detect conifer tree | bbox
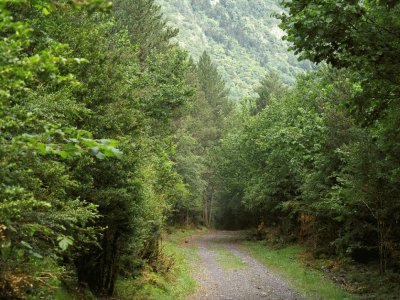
[113,0,179,61]
[195,51,232,226]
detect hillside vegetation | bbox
[157,0,313,99]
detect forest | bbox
[156,0,314,99]
[0,0,399,299]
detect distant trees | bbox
[196,52,232,227]
[158,0,314,99]
[252,72,287,114]
[113,0,179,61]
[172,51,232,227]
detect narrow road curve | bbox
[187,231,306,300]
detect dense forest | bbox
[156,0,314,99]
[1,0,399,299]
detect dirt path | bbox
[187,231,306,300]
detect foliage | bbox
[0,0,195,297]
[276,0,400,272]
[215,64,400,275]
[157,0,314,99]
[278,0,400,124]
[171,51,232,227]
[212,1,400,285]
[115,228,199,299]
[2,0,399,297]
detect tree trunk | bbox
[377,193,387,274]
[75,227,120,296]
[203,193,209,227]
[208,187,214,227]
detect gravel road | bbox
[187,231,306,300]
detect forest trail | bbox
[187,231,305,300]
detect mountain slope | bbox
[157,0,313,99]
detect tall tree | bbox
[0,0,193,297]
[195,51,232,226]
[252,72,287,114]
[113,0,179,61]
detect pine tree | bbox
[113,0,179,61]
[195,51,232,226]
[252,72,287,114]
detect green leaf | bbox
[42,7,50,15]
[59,151,69,159]
[37,142,47,154]
[30,251,43,259]
[20,240,33,250]
[95,151,105,160]
[111,147,123,158]
[57,236,74,251]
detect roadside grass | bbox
[243,241,356,300]
[115,228,203,299]
[212,245,247,271]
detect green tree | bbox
[113,0,179,61]
[196,52,232,226]
[171,52,233,227]
[0,0,194,297]
[279,0,400,272]
[278,0,400,123]
[252,72,287,114]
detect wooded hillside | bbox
[157,0,314,99]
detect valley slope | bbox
[157,0,313,99]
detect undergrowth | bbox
[114,227,203,299]
[244,238,400,299]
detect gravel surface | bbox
[187,231,306,300]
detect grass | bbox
[243,241,357,300]
[115,227,204,299]
[212,245,247,271]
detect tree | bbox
[0,0,121,298]
[278,0,400,122]
[252,72,287,114]
[113,0,179,61]
[171,52,233,227]
[0,0,194,297]
[278,0,400,272]
[196,52,232,226]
